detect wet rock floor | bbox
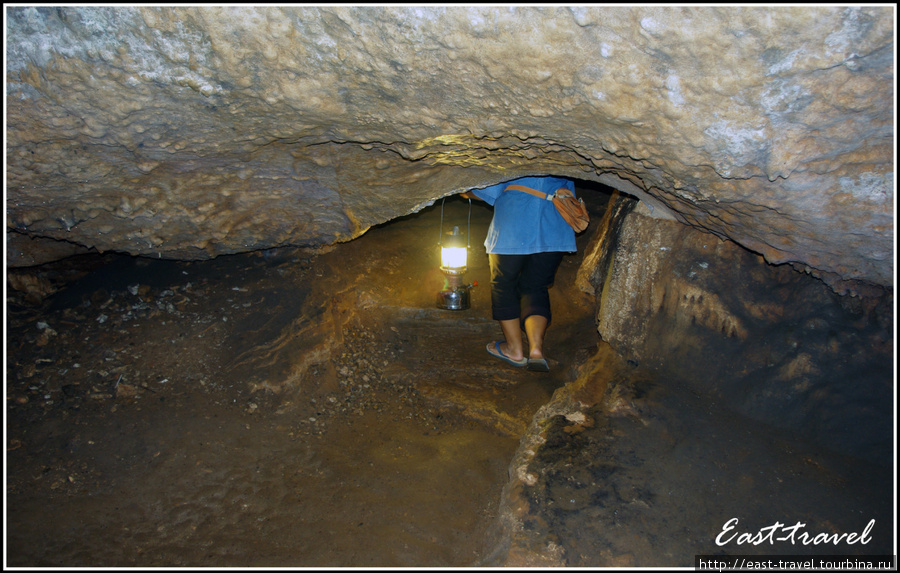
[6,198,584,567]
[6,192,895,566]
[506,363,894,566]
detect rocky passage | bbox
[5,188,893,567]
[6,195,598,566]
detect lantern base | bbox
[437,285,472,310]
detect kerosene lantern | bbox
[436,197,476,310]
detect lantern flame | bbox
[441,246,467,270]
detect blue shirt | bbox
[471,176,577,254]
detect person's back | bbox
[472,176,577,256]
[463,176,577,372]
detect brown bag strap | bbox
[503,184,561,201]
[504,184,588,232]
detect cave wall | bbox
[5,6,894,295]
[581,196,894,462]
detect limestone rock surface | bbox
[586,202,893,461]
[6,6,894,291]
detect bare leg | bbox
[498,318,525,361]
[524,314,548,360]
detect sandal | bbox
[487,341,527,368]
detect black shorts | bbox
[488,252,565,326]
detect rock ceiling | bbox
[5,6,895,293]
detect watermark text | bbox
[715,518,875,547]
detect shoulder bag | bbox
[503,184,590,233]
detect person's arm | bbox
[459,191,483,201]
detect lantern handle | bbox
[438,197,446,246]
[438,195,472,248]
[466,197,471,249]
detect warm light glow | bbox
[441,246,467,269]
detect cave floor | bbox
[5,195,894,567]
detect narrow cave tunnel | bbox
[5,175,894,567]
